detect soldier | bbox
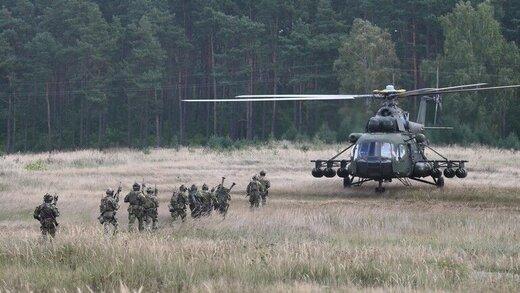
[258,170,271,206]
[143,186,159,230]
[98,185,122,235]
[246,175,262,209]
[33,194,60,239]
[200,183,216,216]
[214,177,235,218]
[169,185,189,222]
[188,184,202,218]
[124,182,146,232]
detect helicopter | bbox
[184,83,520,192]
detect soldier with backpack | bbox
[169,185,189,222]
[98,185,122,235]
[33,194,60,239]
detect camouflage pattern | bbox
[200,184,216,216]
[143,187,159,230]
[169,186,188,222]
[214,184,232,217]
[33,195,60,239]
[124,188,146,232]
[246,176,262,209]
[188,185,202,218]
[258,173,270,206]
[98,187,121,235]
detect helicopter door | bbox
[392,143,411,177]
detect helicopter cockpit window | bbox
[380,142,392,159]
[355,141,396,160]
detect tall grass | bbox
[0,144,519,291]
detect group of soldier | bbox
[33,171,270,238]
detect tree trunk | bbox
[6,93,12,153]
[155,88,161,148]
[271,48,278,138]
[45,82,52,151]
[211,34,218,135]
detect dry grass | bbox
[0,143,519,292]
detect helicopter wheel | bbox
[435,176,445,188]
[343,176,352,188]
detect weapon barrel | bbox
[221,177,225,186]
[229,183,236,191]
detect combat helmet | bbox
[106,188,114,196]
[43,193,53,203]
[190,184,197,191]
[202,183,208,190]
[179,184,186,191]
[260,170,266,176]
[132,182,140,191]
[146,187,154,194]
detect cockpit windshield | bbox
[353,141,396,160]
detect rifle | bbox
[115,182,122,202]
[154,183,158,196]
[229,182,236,190]
[52,194,59,227]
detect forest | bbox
[0,0,519,152]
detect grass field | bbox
[0,143,519,292]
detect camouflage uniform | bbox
[214,183,233,217]
[98,187,121,235]
[188,185,202,218]
[246,176,262,209]
[258,171,270,206]
[169,185,188,222]
[33,194,60,239]
[200,183,216,216]
[124,183,146,231]
[143,187,159,230]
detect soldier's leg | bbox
[180,209,186,222]
[261,194,267,206]
[48,226,56,238]
[152,212,158,230]
[138,216,145,231]
[128,213,136,231]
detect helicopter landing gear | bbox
[375,180,385,193]
[435,176,444,188]
[343,176,352,188]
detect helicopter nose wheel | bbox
[375,180,385,193]
[343,176,352,188]
[435,176,444,188]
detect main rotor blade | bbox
[426,84,520,95]
[183,94,373,102]
[402,83,488,97]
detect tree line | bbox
[0,0,519,153]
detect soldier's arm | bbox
[53,206,60,218]
[33,206,41,220]
[123,193,130,203]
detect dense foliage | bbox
[0,0,518,152]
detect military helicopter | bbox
[184,83,520,192]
